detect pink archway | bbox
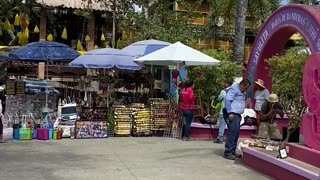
[245,4,320,150]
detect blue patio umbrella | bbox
[122,39,171,57]
[8,41,80,61]
[68,48,141,70]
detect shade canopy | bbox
[68,48,141,70]
[122,39,171,57]
[0,46,20,60]
[8,41,80,61]
[134,42,220,66]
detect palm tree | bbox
[233,0,248,63]
[206,0,280,63]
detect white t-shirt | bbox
[254,89,270,111]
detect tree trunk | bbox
[233,0,248,63]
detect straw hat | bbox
[254,79,266,89]
[268,94,279,103]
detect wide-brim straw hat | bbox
[268,94,279,103]
[254,79,266,89]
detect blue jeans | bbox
[224,114,241,156]
[217,114,226,141]
[182,110,194,138]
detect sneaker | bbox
[215,139,223,144]
[182,137,191,141]
[224,154,236,160]
[233,153,242,159]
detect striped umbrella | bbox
[0,46,20,60]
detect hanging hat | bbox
[254,79,266,89]
[268,94,279,103]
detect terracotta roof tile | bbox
[36,0,111,11]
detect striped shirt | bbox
[225,84,246,115]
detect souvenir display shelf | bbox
[113,105,133,136]
[81,107,109,120]
[75,120,108,139]
[149,99,170,133]
[131,103,151,136]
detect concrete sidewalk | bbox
[0,137,270,180]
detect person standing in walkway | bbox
[223,79,251,160]
[215,79,233,144]
[181,81,195,141]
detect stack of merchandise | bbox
[131,103,151,136]
[113,105,133,136]
[149,99,170,135]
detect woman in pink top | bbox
[181,81,195,141]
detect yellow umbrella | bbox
[4,19,11,30]
[94,45,99,49]
[77,40,84,51]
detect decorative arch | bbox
[245,4,320,150]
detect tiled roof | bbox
[36,0,111,11]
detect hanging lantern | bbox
[178,83,185,89]
[101,33,105,41]
[20,14,28,29]
[47,33,53,41]
[94,45,99,49]
[17,32,22,39]
[61,27,67,40]
[77,40,84,51]
[85,35,91,42]
[125,84,135,91]
[172,71,179,79]
[26,14,30,25]
[14,14,20,26]
[4,19,11,30]
[24,27,29,39]
[34,25,40,33]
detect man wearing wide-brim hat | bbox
[254,79,270,112]
[257,94,284,140]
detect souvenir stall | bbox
[113,105,133,136]
[5,41,80,141]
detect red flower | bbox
[196,71,203,77]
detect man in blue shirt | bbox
[223,79,251,160]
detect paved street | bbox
[0,137,270,180]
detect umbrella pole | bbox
[46,60,48,109]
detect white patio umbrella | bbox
[134,41,220,66]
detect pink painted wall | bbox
[245,4,320,150]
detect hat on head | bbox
[268,94,279,103]
[254,79,266,89]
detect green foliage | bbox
[188,49,242,113]
[267,48,308,141]
[118,0,201,45]
[204,0,280,40]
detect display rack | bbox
[113,105,133,136]
[149,99,170,136]
[163,104,183,139]
[131,103,151,137]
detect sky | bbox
[281,0,289,5]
